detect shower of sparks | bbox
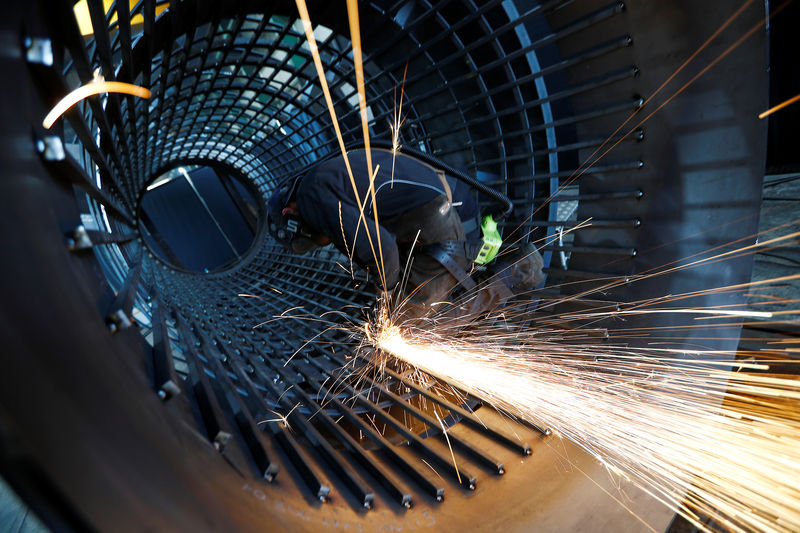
[372,320,800,533]
[390,62,409,185]
[346,0,372,178]
[294,0,394,292]
[346,0,389,290]
[759,93,800,119]
[43,70,150,129]
[278,2,800,530]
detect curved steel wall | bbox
[0,1,766,531]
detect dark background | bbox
[766,0,799,173]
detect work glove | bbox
[494,243,544,291]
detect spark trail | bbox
[43,70,150,129]
[373,318,800,533]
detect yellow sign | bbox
[73,0,170,36]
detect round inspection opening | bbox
[138,162,263,273]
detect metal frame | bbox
[0,0,767,531]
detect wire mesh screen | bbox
[22,0,649,513]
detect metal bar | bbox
[115,0,134,82]
[468,34,632,97]
[215,173,258,235]
[443,123,643,158]
[300,371,444,502]
[493,159,643,185]
[105,253,143,331]
[232,409,280,482]
[25,55,135,213]
[207,341,280,482]
[276,425,331,503]
[414,60,638,128]
[139,210,188,269]
[542,267,630,281]
[242,352,373,507]
[148,3,179,176]
[179,168,241,259]
[330,362,505,475]
[86,0,134,178]
[139,0,157,172]
[508,219,640,228]
[173,315,234,451]
[541,245,637,256]
[270,362,412,508]
[214,343,331,492]
[427,96,644,143]
[300,355,478,490]
[37,0,132,191]
[531,190,643,203]
[35,136,134,227]
[84,229,138,246]
[149,291,182,400]
[468,128,643,165]
[66,226,137,251]
[345,380,478,490]
[382,367,533,453]
[219,367,286,483]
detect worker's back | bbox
[297,149,447,220]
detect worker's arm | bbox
[296,174,400,289]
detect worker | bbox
[267,148,543,325]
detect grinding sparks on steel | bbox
[283,2,800,528]
[43,70,150,129]
[759,93,800,119]
[359,252,800,533]
[370,315,800,533]
[295,0,390,292]
[352,220,800,532]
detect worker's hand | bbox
[373,278,398,306]
[494,244,544,291]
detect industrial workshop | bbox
[0,1,798,531]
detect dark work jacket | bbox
[296,149,477,288]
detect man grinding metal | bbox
[267,147,544,326]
